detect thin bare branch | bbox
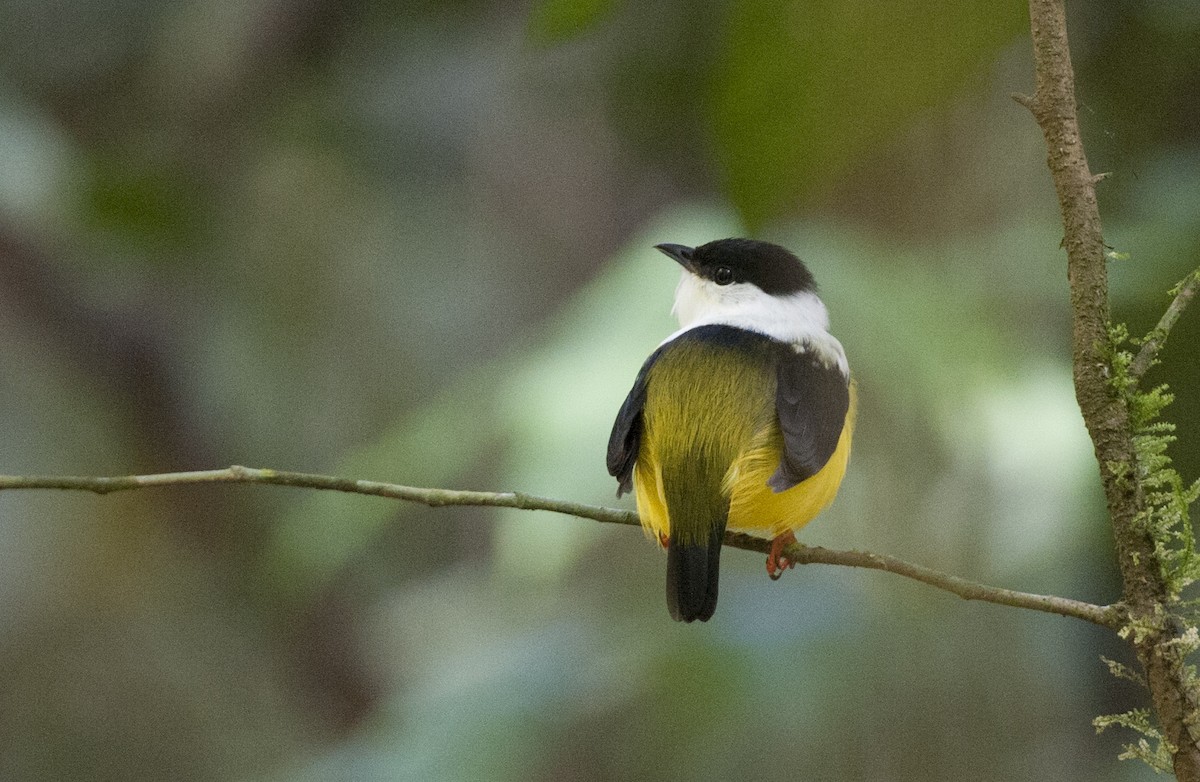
[755,536,1121,627]
[0,466,1120,628]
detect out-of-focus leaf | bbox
[527,0,621,43]
[712,1,1026,228]
[80,156,202,251]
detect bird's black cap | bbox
[653,238,816,296]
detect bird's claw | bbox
[766,532,798,580]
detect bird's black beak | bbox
[654,243,696,272]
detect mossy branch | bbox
[1019,0,1200,776]
[1131,266,1200,380]
[0,466,1119,628]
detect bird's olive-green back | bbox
[640,336,778,545]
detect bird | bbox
[607,238,855,622]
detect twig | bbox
[1131,266,1200,380]
[0,466,1120,628]
[746,535,1121,627]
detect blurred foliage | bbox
[0,0,1197,781]
[527,0,622,42]
[713,0,1027,227]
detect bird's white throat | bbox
[665,271,849,375]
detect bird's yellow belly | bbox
[633,381,855,543]
[725,413,853,538]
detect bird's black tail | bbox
[665,525,724,622]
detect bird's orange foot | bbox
[767,532,798,581]
[657,531,670,549]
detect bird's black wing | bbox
[769,347,850,492]
[606,349,664,497]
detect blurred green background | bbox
[0,1,1197,780]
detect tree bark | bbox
[1022,0,1200,777]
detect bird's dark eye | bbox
[713,266,735,285]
